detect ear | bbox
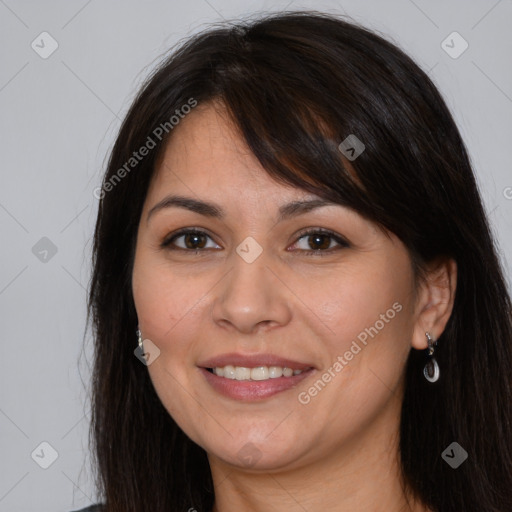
[411,257,457,350]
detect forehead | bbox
[140,103,389,244]
[147,102,311,205]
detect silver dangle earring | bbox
[136,327,143,352]
[423,331,440,383]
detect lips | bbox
[198,353,314,371]
[200,366,314,400]
[198,352,316,401]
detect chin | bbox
[205,436,307,472]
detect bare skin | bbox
[131,101,456,512]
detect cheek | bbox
[336,263,413,389]
[131,249,210,383]
[294,275,412,441]
[309,253,414,389]
[315,262,409,341]
[132,250,197,337]
[132,254,204,433]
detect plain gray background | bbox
[0,1,511,511]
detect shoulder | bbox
[69,505,104,512]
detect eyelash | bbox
[160,227,349,256]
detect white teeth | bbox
[235,367,251,380]
[282,367,294,377]
[268,366,283,378]
[223,365,236,379]
[251,366,269,380]
[212,365,305,380]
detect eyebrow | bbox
[146,194,338,225]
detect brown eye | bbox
[291,228,349,255]
[161,229,220,252]
[306,233,332,251]
[183,232,207,249]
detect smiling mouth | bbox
[205,365,313,381]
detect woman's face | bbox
[132,102,424,472]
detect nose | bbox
[211,249,292,335]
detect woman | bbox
[78,10,512,512]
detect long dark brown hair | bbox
[85,10,512,512]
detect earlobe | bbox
[411,257,457,350]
